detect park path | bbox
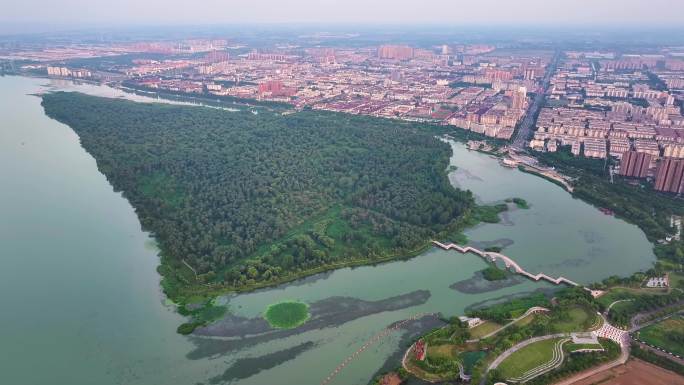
[548,314,630,385]
[483,314,630,385]
[466,306,550,342]
[603,299,632,317]
[486,333,569,374]
[509,338,570,383]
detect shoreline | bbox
[33,78,666,326]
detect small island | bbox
[506,197,530,209]
[264,301,310,329]
[481,265,508,281]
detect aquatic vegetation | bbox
[264,301,310,329]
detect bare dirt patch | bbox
[379,372,402,385]
[566,359,684,385]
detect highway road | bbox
[512,50,561,150]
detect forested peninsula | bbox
[42,92,483,301]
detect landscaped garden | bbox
[496,337,569,381]
[595,285,684,328]
[404,288,624,385]
[469,320,503,339]
[549,305,599,333]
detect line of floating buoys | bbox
[320,313,436,385]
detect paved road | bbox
[629,300,684,332]
[511,51,561,150]
[633,340,684,365]
[628,308,684,366]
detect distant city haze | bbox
[2,0,684,33]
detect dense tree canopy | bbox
[42,92,473,295]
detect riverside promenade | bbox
[433,241,580,287]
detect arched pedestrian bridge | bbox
[432,241,580,287]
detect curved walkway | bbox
[487,333,569,375]
[548,315,630,385]
[467,306,550,342]
[433,241,579,287]
[509,338,570,383]
[604,299,632,317]
[484,315,630,385]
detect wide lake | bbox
[0,75,655,385]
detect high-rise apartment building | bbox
[618,151,652,178]
[378,45,414,60]
[655,158,684,194]
[512,87,527,110]
[258,80,283,95]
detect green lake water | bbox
[0,76,656,385]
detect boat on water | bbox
[500,158,518,168]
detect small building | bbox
[571,332,599,345]
[458,316,484,328]
[645,276,669,288]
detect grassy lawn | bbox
[552,305,597,333]
[598,287,670,308]
[263,301,310,329]
[427,344,459,360]
[469,320,502,339]
[517,313,537,328]
[669,272,684,290]
[498,338,562,379]
[597,288,636,307]
[638,315,684,357]
[609,300,632,314]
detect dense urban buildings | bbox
[2,39,555,142]
[524,50,684,195]
[4,36,683,194]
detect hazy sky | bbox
[3,0,684,29]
